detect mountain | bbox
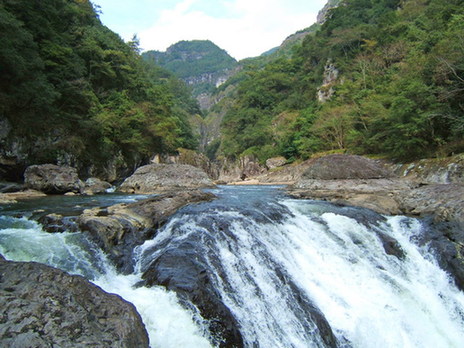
[198,0,344,157]
[212,0,464,163]
[142,40,238,100]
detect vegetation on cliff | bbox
[213,0,464,163]
[0,0,199,176]
[143,40,238,96]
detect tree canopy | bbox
[0,0,199,175]
[213,0,464,162]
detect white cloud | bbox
[138,0,323,60]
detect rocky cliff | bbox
[143,40,238,100]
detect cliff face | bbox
[143,40,238,100]
[316,0,343,24]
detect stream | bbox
[1,186,464,347]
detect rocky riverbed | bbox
[0,153,463,346]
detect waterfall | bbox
[1,186,464,347]
[0,215,213,348]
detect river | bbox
[1,186,464,347]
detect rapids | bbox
[1,186,464,347]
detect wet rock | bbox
[77,190,216,272]
[0,189,47,204]
[24,164,84,194]
[83,177,112,195]
[377,231,405,259]
[289,178,414,215]
[38,214,79,233]
[0,258,149,348]
[413,219,464,291]
[0,182,24,193]
[396,184,464,225]
[119,164,214,194]
[141,237,244,348]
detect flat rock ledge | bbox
[76,190,216,272]
[289,178,412,215]
[288,179,464,290]
[0,256,149,348]
[288,179,464,225]
[119,164,215,194]
[287,154,464,290]
[0,189,47,204]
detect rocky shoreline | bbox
[0,153,463,346]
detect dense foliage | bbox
[0,0,198,174]
[143,40,237,96]
[217,0,464,162]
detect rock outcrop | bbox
[317,0,343,24]
[119,164,214,194]
[0,257,149,348]
[391,153,464,184]
[266,156,287,170]
[301,154,392,180]
[291,178,414,215]
[141,242,244,347]
[151,149,220,180]
[218,156,267,182]
[0,189,47,204]
[289,153,464,291]
[77,190,216,272]
[83,177,112,195]
[317,60,339,103]
[24,164,84,194]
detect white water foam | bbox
[0,217,212,348]
[280,200,464,347]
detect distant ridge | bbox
[142,40,238,97]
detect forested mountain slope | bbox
[214,0,464,163]
[0,0,199,180]
[142,40,238,98]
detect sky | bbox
[91,0,328,60]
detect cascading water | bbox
[0,197,213,348]
[1,186,464,347]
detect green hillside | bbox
[143,40,238,96]
[213,0,464,163]
[0,0,199,178]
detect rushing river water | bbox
[1,186,464,347]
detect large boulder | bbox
[83,177,112,195]
[77,190,216,272]
[141,243,244,347]
[119,164,214,194]
[24,164,84,194]
[291,155,401,214]
[301,154,393,180]
[266,156,287,170]
[0,258,149,348]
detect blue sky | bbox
[92,0,327,60]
